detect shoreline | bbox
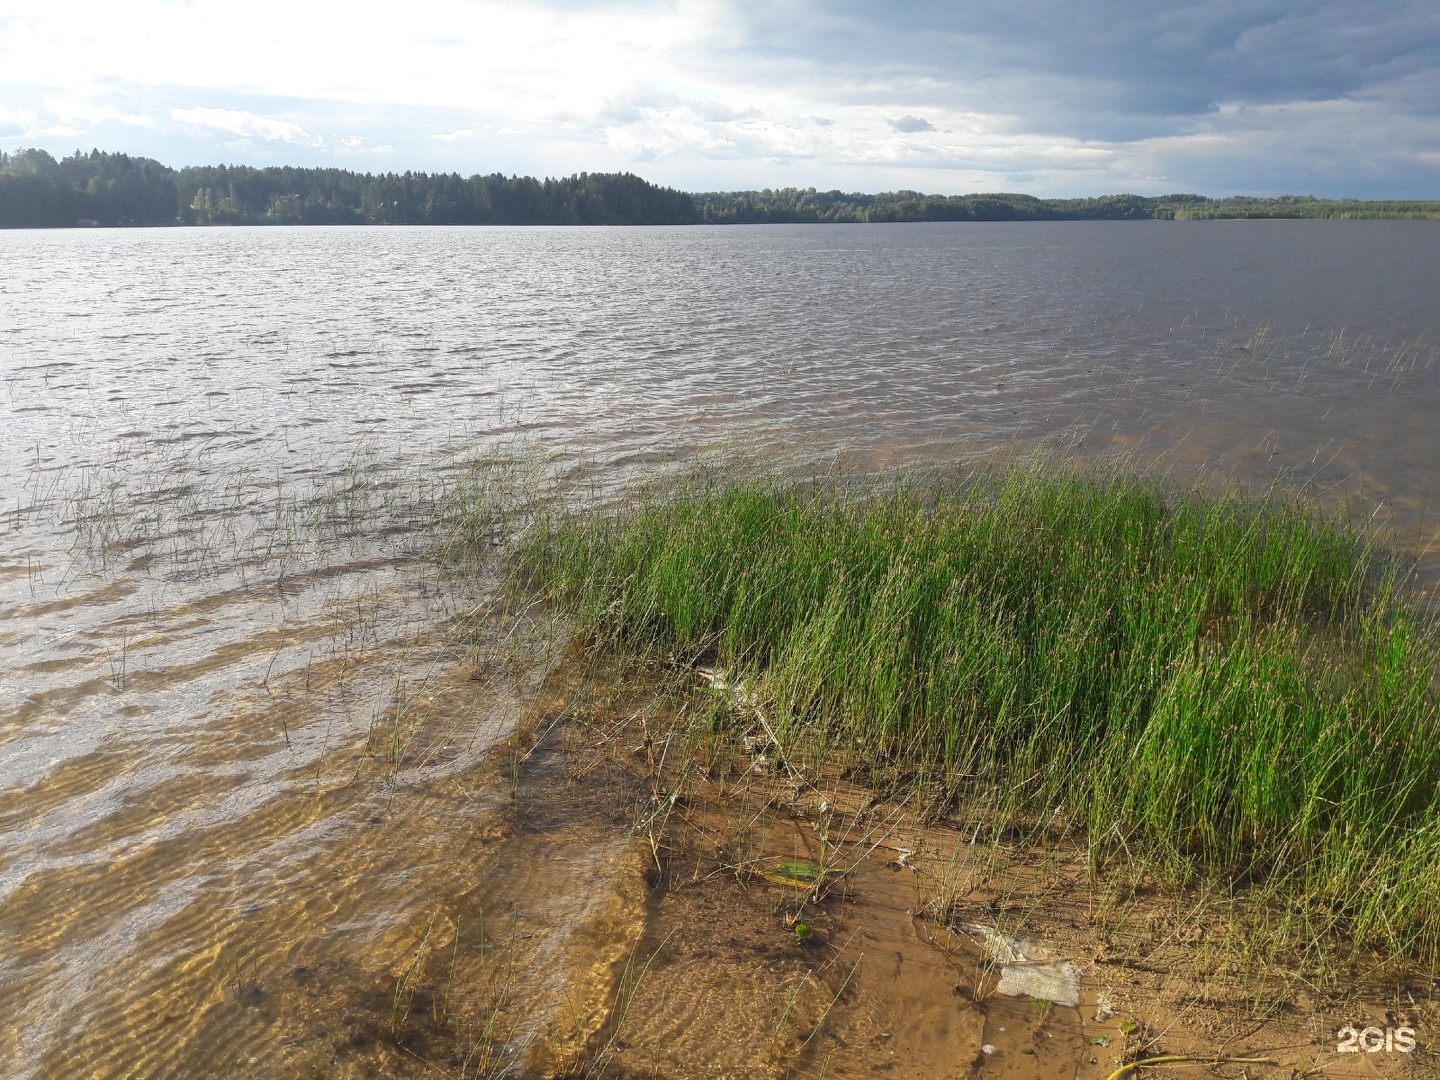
[391,623,1436,1076]
[397,452,1440,1073]
[6,148,1440,228]
[7,216,1440,231]
[5,443,1438,1076]
[501,456,1440,977]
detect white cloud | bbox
[1,0,1437,194]
[0,105,81,140]
[0,106,38,132]
[0,0,716,119]
[599,95,1126,180]
[170,106,319,145]
[336,137,395,154]
[44,96,153,129]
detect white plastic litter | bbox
[960,923,1081,1008]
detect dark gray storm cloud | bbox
[887,114,934,133]
[7,0,1436,195]
[712,1,1440,140]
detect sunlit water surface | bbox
[2,222,1438,1077]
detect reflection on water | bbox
[1,222,1438,1076]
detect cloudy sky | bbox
[2,0,1437,197]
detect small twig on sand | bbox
[1105,1055,1278,1080]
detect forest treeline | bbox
[0,148,694,227]
[692,189,1440,222]
[3,147,1438,228]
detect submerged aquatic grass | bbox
[509,457,1440,966]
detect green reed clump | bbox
[512,460,1440,963]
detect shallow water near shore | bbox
[2,221,1439,1077]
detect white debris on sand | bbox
[959,923,1082,1008]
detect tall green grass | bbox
[510,460,1440,965]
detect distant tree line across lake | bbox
[3,147,1438,229]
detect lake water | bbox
[2,221,1438,1077]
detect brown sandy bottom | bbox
[359,650,1437,1080]
[27,621,1432,1080]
